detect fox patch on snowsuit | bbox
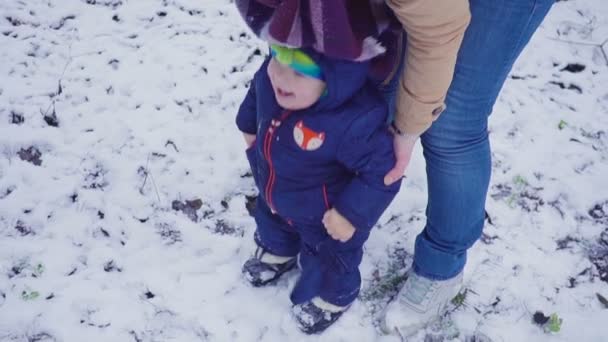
[236,49,401,307]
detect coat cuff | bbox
[393,83,446,136]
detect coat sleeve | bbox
[333,106,402,232]
[235,78,258,135]
[387,0,471,135]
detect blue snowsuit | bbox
[236,50,401,307]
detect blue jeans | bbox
[380,0,555,280]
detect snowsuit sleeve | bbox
[236,75,258,135]
[334,106,402,232]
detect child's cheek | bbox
[300,85,320,107]
[267,65,275,87]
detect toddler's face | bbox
[267,57,326,110]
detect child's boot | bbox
[291,297,349,334]
[242,246,297,287]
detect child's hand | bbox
[243,133,256,147]
[323,208,355,242]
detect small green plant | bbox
[21,288,40,301]
[362,248,410,303]
[506,193,517,208]
[33,263,44,277]
[535,311,562,333]
[505,175,530,208]
[362,273,407,301]
[558,120,568,130]
[513,175,528,188]
[546,313,562,333]
[451,289,468,307]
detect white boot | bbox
[381,271,464,336]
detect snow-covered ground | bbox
[1,1,607,341]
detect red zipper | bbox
[263,110,291,213]
[322,184,330,210]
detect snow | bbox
[0,0,607,341]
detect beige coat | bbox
[387,0,471,135]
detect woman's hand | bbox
[384,132,419,186]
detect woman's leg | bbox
[415,0,555,280]
[382,0,555,334]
